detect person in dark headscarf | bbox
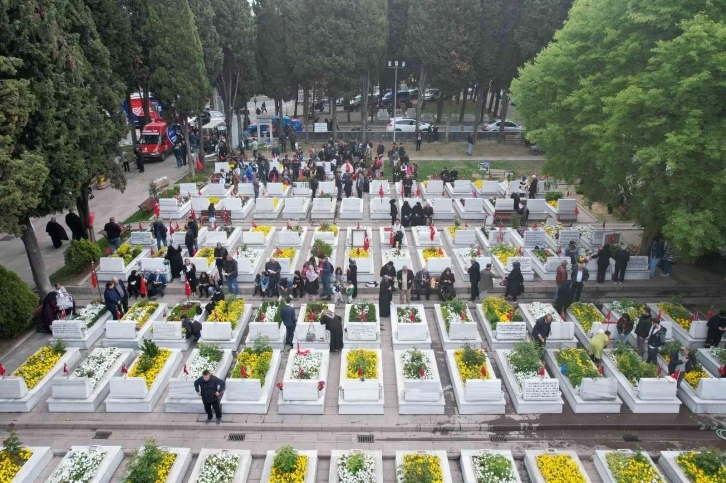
[46,217,69,249]
[505,261,525,302]
[165,244,184,281]
[65,210,86,240]
[321,310,344,352]
[346,258,358,299]
[439,267,456,300]
[411,202,424,226]
[511,192,521,211]
[389,199,398,226]
[380,261,396,280]
[401,201,412,227]
[127,270,141,299]
[422,203,434,225]
[41,290,59,332]
[378,275,393,317]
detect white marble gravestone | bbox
[340,198,363,219]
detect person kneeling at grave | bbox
[182,316,202,342]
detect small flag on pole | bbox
[63,363,68,375]
[0,364,5,376]
[153,202,160,217]
[121,363,128,375]
[183,364,189,375]
[138,222,143,230]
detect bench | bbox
[138,197,156,213]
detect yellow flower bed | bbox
[422,247,444,260]
[121,302,159,324]
[537,454,587,483]
[677,451,726,483]
[252,225,272,237]
[490,245,519,265]
[273,247,296,262]
[154,452,177,483]
[454,349,491,382]
[231,349,273,383]
[0,448,32,482]
[657,302,692,331]
[196,247,216,265]
[447,227,461,238]
[346,349,378,379]
[684,369,710,389]
[605,451,663,483]
[207,299,245,328]
[348,248,369,258]
[569,303,604,332]
[270,455,308,483]
[13,346,64,389]
[474,179,483,189]
[207,196,220,206]
[399,453,443,483]
[317,223,339,235]
[546,200,558,208]
[272,197,280,208]
[128,349,172,388]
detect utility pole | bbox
[387,60,405,144]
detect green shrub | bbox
[64,239,101,273]
[545,191,564,202]
[0,266,38,339]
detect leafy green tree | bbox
[0,265,37,339]
[145,0,210,174]
[511,0,726,258]
[1,0,123,297]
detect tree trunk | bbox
[436,95,444,124]
[346,95,351,123]
[331,90,338,141]
[473,83,486,143]
[487,86,496,113]
[141,86,151,128]
[304,84,310,143]
[21,219,52,299]
[498,86,510,144]
[276,98,284,137]
[236,108,243,151]
[76,188,95,243]
[294,84,299,117]
[361,70,370,139]
[184,119,195,176]
[445,97,453,143]
[493,90,501,118]
[414,64,427,139]
[459,85,469,123]
[480,82,490,122]
[197,113,204,167]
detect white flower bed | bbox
[573,224,594,241]
[47,447,106,483]
[235,246,259,260]
[72,348,123,390]
[195,452,241,483]
[401,348,433,379]
[472,452,517,483]
[383,248,411,259]
[505,352,543,391]
[71,303,107,328]
[526,302,563,322]
[257,303,281,322]
[397,306,422,324]
[291,351,323,379]
[180,351,219,381]
[123,304,152,324]
[337,451,376,483]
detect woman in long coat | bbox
[378,275,393,317]
[41,291,59,332]
[45,217,69,249]
[165,244,184,281]
[505,261,525,302]
[321,310,344,352]
[346,259,358,299]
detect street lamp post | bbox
[387,60,405,144]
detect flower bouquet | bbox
[506,342,546,390]
[454,344,491,382]
[472,452,517,483]
[422,247,445,261]
[610,299,643,321]
[291,350,323,380]
[256,301,284,326]
[251,225,272,237]
[440,299,473,334]
[71,347,124,390]
[179,343,223,381]
[167,302,200,322]
[401,348,432,379]
[397,453,443,483]
[317,222,339,235]
[122,301,159,325]
[657,302,693,330]
[676,450,726,483]
[304,302,327,322]
[124,439,177,482]
[13,344,66,390]
[348,247,370,258]
[532,248,554,264]
[66,303,108,330]
[605,450,664,483]
[196,247,216,266]
[490,245,519,265]
[397,306,422,324]
[0,428,33,482]
[555,348,601,388]
[273,247,296,263]
[230,339,273,385]
[110,243,143,265]
[525,302,563,322]
[607,344,657,387]
[346,349,379,380]
[207,298,245,329]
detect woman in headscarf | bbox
[305,262,319,299]
[378,275,393,317]
[198,271,212,298]
[380,261,396,281]
[401,201,412,227]
[165,244,184,281]
[439,267,456,300]
[389,199,398,226]
[104,280,122,320]
[45,217,69,249]
[346,259,358,299]
[321,309,344,352]
[41,290,59,332]
[411,202,424,227]
[183,258,198,293]
[505,261,525,302]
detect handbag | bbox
[305,320,316,341]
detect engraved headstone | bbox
[256,198,274,212]
[129,231,153,246]
[522,379,560,400]
[346,324,377,341]
[495,322,527,340]
[523,230,546,248]
[506,257,532,271]
[351,229,367,247]
[52,320,84,339]
[559,230,580,246]
[153,321,182,340]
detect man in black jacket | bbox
[396,265,414,304]
[281,297,296,349]
[705,310,726,348]
[571,263,589,302]
[186,218,199,252]
[646,318,667,364]
[634,306,653,357]
[612,247,630,284]
[104,217,122,254]
[532,314,553,346]
[468,259,481,302]
[194,370,226,424]
[214,243,228,283]
[592,244,612,284]
[265,257,282,298]
[182,316,202,342]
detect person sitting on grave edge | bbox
[449,169,459,182]
[182,316,202,342]
[401,201,413,227]
[440,167,450,183]
[402,175,413,197]
[411,202,424,226]
[422,203,434,226]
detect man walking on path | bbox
[479,263,500,300]
[281,297,296,350]
[468,258,481,301]
[224,254,239,295]
[467,133,474,156]
[194,370,225,424]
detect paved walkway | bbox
[0,154,186,286]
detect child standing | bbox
[333,281,343,305]
[345,281,354,303]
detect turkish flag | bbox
[598,365,604,375]
[198,189,202,196]
[389,232,395,247]
[465,222,469,228]
[91,265,98,288]
[104,247,111,255]
[575,206,580,216]
[378,185,384,199]
[169,223,174,235]
[183,364,189,375]
[532,222,538,230]
[191,208,197,220]
[419,366,425,378]
[150,246,155,256]
[708,307,714,319]
[672,369,682,380]
[356,223,360,229]
[252,222,257,228]
[240,365,247,377]
[153,201,160,217]
[63,363,68,375]
[138,222,143,230]
[473,190,478,198]
[429,230,435,242]
[657,364,663,376]
[213,221,218,230]
[116,309,122,319]
[175,222,180,231]
[538,366,546,377]
[719,365,726,377]
[409,312,415,322]
[518,246,523,255]
[606,310,611,321]
[602,221,606,229]
[416,185,421,197]
[364,236,370,251]
[0,363,5,376]
[480,365,487,377]
[287,221,292,230]
[140,277,148,296]
[557,247,562,255]
[358,367,364,379]
[121,363,128,375]
[185,279,192,297]
[441,190,445,196]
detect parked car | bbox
[247,116,303,135]
[424,88,442,101]
[381,90,414,108]
[386,117,431,132]
[484,120,523,133]
[349,95,362,110]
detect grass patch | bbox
[413,160,544,181]
[123,209,149,224]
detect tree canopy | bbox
[511,0,726,258]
